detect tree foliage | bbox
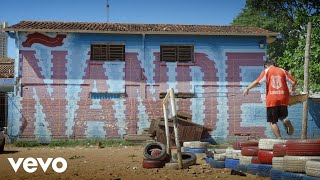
[232,0,320,92]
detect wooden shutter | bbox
[177,45,193,62]
[161,45,177,62]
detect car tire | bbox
[270,169,284,180]
[286,139,320,156]
[273,143,286,157]
[258,150,274,164]
[172,152,197,166]
[143,142,166,160]
[247,164,259,175]
[241,146,259,156]
[233,141,258,150]
[257,164,272,177]
[142,159,165,169]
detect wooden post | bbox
[162,103,171,156]
[169,88,183,169]
[301,22,312,139]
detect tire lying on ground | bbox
[171,152,197,166]
[210,160,225,168]
[187,148,207,154]
[272,157,285,170]
[214,153,226,161]
[183,141,208,149]
[143,142,167,160]
[273,143,286,157]
[247,164,259,175]
[258,150,274,164]
[233,141,258,150]
[286,139,320,156]
[284,156,320,173]
[305,159,320,178]
[259,139,287,150]
[142,159,166,169]
[270,169,284,180]
[241,146,259,156]
[257,164,272,177]
[214,148,226,154]
[280,171,306,180]
[251,156,261,164]
[239,155,254,165]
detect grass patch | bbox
[12,139,138,148]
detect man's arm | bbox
[243,80,260,96]
[285,70,297,92]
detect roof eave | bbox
[4,28,279,37]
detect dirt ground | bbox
[0,144,269,180]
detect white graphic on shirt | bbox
[271,75,282,89]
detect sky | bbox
[1,0,246,58]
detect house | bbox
[4,21,320,142]
[0,57,14,130]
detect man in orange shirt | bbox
[243,59,297,139]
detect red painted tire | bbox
[258,150,274,164]
[233,141,259,150]
[286,139,320,156]
[241,146,259,156]
[142,159,166,169]
[251,156,261,164]
[273,143,286,157]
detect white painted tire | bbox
[232,150,242,160]
[258,139,287,150]
[284,156,320,173]
[214,148,226,154]
[226,147,234,159]
[272,157,285,170]
[183,141,208,149]
[214,153,226,161]
[239,155,254,165]
[306,159,320,178]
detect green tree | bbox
[232,0,320,92]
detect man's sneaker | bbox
[283,119,294,135]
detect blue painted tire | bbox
[270,169,284,180]
[210,160,225,168]
[186,148,207,154]
[281,171,306,180]
[236,164,247,172]
[225,158,239,170]
[257,164,272,177]
[205,157,214,164]
[303,175,320,180]
[182,147,191,152]
[247,164,259,175]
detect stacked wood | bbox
[150,111,213,146]
[124,111,212,145]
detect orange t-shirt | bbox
[256,66,296,107]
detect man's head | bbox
[264,59,276,68]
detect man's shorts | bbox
[267,106,288,123]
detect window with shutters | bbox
[90,44,125,61]
[160,45,194,62]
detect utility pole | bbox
[301,22,312,139]
[106,0,110,22]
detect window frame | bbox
[90,43,125,61]
[160,44,194,62]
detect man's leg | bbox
[267,107,281,139]
[279,106,294,135]
[280,118,294,135]
[270,122,281,139]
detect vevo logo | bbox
[8,157,67,173]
